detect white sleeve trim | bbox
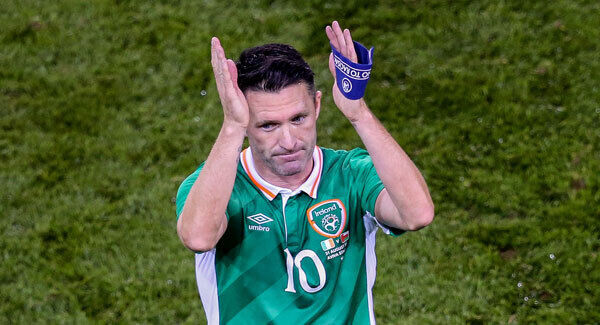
[363,212,379,324]
[195,250,219,325]
[366,210,396,235]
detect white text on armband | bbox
[333,55,371,80]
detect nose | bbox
[279,125,296,151]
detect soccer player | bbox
[176,21,434,324]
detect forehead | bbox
[245,83,313,121]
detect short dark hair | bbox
[236,43,315,95]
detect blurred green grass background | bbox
[1,0,599,323]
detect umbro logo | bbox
[247,214,273,225]
[247,213,273,232]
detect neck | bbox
[253,154,314,191]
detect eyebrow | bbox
[254,109,310,126]
[290,112,308,121]
[255,119,279,126]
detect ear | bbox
[314,90,322,120]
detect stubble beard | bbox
[258,141,316,177]
[267,147,312,176]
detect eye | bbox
[260,123,276,131]
[291,115,306,124]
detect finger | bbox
[332,21,348,57]
[211,37,237,102]
[211,38,227,97]
[215,39,236,86]
[343,29,358,63]
[217,48,233,87]
[211,37,226,85]
[226,59,239,89]
[211,37,222,76]
[332,21,347,54]
[325,25,340,50]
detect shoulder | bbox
[177,162,206,195]
[177,158,249,192]
[320,147,373,171]
[175,160,250,218]
[175,162,205,218]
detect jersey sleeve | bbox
[175,163,243,221]
[176,164,204,219]
[346,148,405,237]
[175,163,242,220]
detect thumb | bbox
[328,53,336,80]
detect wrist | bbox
[221,120,247,138]
[348,101,372,125]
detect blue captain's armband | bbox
[331,41,374,100]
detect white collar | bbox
[240,146,323,201]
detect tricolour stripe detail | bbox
[241,148,276,199]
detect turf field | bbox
[1,0,599,323]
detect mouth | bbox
[274,150,304,162]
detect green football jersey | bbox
[176,146,403,324]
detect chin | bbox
[265,148,313,177]
[278,165,303,176]
[274,161,305,176]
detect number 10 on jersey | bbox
[284,248,327,293]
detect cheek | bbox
[247,132,261,148]
[249,132,276,150]
[298,123,317,140]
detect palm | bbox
[329,55,363,118]
[325,21,365,122]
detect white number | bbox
[284,248,326,293]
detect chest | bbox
[225,188,366,262]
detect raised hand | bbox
[211,37,250,129]
[325,21,366,122]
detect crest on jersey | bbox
[307,199,347,238]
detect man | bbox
[176,21,434,324]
